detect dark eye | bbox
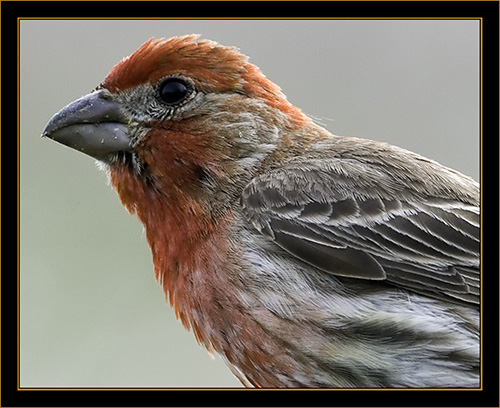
[157,77,191,106]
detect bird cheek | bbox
[133,141,201,190]
[135,145,164,177]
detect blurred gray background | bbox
[20,19,479,388]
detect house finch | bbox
[42,35,479,388]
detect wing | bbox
[241,150,480,305]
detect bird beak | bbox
[42,89,133,162]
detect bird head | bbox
[42,36,310,215]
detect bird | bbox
[42,35,480,388]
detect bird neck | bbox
[108,161,237,334]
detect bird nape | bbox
[42,35,480,388]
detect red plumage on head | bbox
[103,35,244,92]
[102,35,306,121]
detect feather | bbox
[241,136,480,305]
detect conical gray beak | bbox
[42,90,132,162]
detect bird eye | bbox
[157,77,192,106]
